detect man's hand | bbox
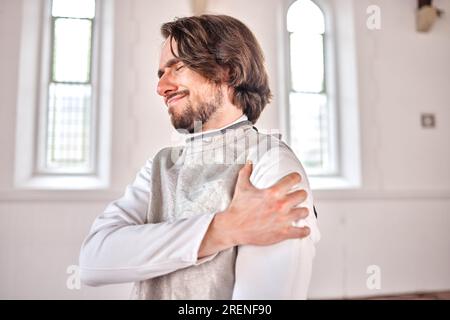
[198,161,310,258]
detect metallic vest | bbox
[133,121,278,299]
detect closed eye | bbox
[157,65,184,79]
[157,58,181,79]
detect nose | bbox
[157,71,177,97]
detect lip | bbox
[166,93,187,107]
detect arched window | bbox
[286,0,337,176]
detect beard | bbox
[170,87,223,134]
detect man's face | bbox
[157,38,223,133]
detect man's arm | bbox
[79,160,217,286]
[232,146,320,299]
[198,158,311,258]
[199,146,319,299]
[81,153,313,287]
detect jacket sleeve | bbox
[79,160,217,286]
[232,145,321,299]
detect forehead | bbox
[159,37,178,67]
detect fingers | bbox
[237,160,253,189]
[285,208,310,239]
[270,172,302,195]
[287,207,309,222]
[286,226,310,239]
[285,189,308,207]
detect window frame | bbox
[14,0,114,190]
[279,0,361,189]
[36,0,98,175]
[285,0,340,177]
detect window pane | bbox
[52,0,96,19]
[289,92,329,172]
[290,33,324,93]
[52,18,92,83]
[287,0,325,34]
[46,83,92,169]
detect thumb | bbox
[237,160,253,188]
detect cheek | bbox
[194,84,215,100]
[187,86,206,103]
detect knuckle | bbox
[277,212,287,223]
[275,199,288,212]
[265,187,280,198]
[280,200,290,213]
[280,226,291,238]
[267,202,279,213]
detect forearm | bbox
[79,212,215,286]
[197,210,237,258]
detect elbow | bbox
[78,244,105,287]
[79,270,100,287]
[78,254,109,287]
[79,267,105,287]
[79,245,129,287]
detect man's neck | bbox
[187,114,248,139]
[202,108,244,132]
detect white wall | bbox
[0,0,449,299]
[314,0,450,298]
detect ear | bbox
[219,66,230,83]
[226,85,237,107]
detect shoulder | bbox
[246,129,297,160]
[136,145,182,177]
[248,131,305,185]
[249,131,320,241]
[247,131,311,192]
[151,146,184,166]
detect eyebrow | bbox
[157,58,180,79]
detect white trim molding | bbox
[314,189,450,201]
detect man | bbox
[79,15,320,299]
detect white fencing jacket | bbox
[79,115,320,299]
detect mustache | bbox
[167,90,189,101]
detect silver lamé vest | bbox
[132,121,281,299]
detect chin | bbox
[170,116,194,133]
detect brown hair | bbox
[161,15,272,124]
